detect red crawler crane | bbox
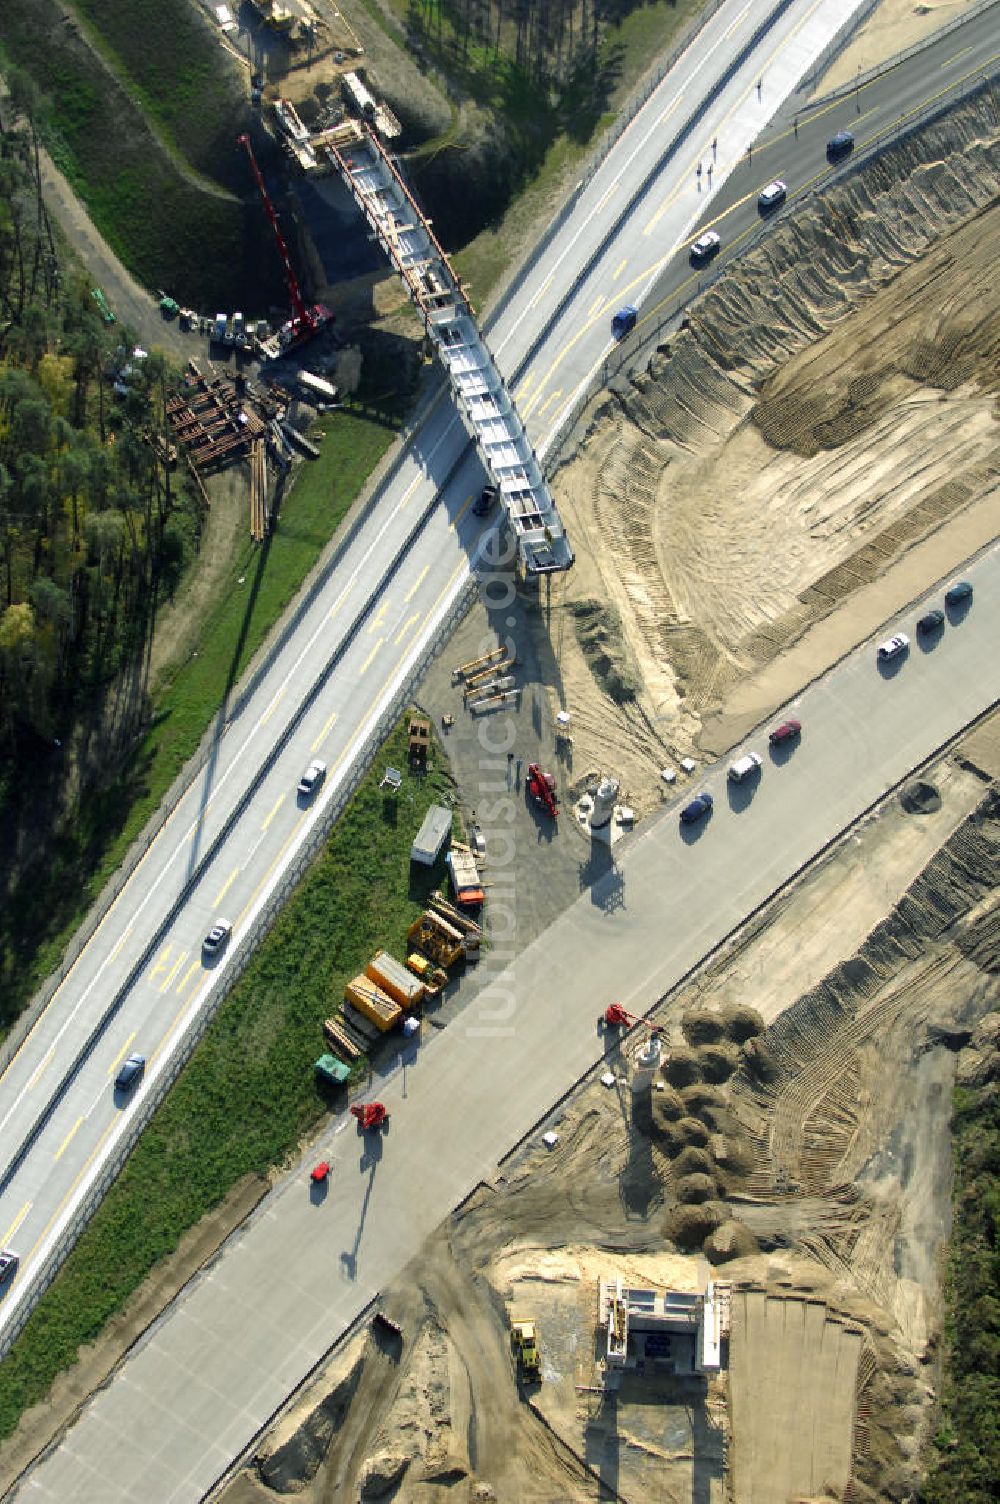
[600,1003,663,1034]
[237,133,331,354]
[527,763,558,819]
[351,1101,389,1131]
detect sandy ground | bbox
[820,0,986,92]
[544,89,1000,813]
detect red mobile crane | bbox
[237,133,331,356]
[600,1002,663,1034]
[527,763,558,819]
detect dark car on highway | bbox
[473,484,498,516]
[114,1053,145,1092]
[0,1249,19,1286]
[945,580,973,607]
[769,719,801,746]
[680,791,714,824]
[916,609,945,635]
[826,130,855,160]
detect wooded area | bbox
[0,85,198,758]
[406,0,650,83]
[923,1081,1000,1502]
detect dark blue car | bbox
[680,792,714,824]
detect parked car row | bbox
[679,720,801,824]
[684,578,975,829]
[877,582,973,661]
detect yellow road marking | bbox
[360,639,384,675]
[394,611,421,646]
[213,869,239,907]
[451,494,474,528]
[237,816,308,927]
[176,960,201,996]
[328,580,355,620]
[262,793,286,830]
[395,473,422,510]
[723,1,750,39]
[538,390,564,418]
[657,97,681,127]
[54,1117,84,1162]
[367,602,388,634]
[3,1203,31,1246]
[940,45,972,68]
[404,565,429,603]
[588,295,604,317]
[27,1047,55,1091]
[310,711,338,753]
[108,1033,137,1078]
[148,945,174,985]
[158,951,187,994]
[259,686,286,726]
[107,925,133,965]
[595,181,618,213]
[612,258,627,281]
[515,373,536,402]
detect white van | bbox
[727,752,763,784]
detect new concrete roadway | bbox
[0,0,880,1344]
[2,0,997,1492]
[15,543,1000,1503]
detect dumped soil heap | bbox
[545,87,1000,811]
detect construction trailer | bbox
[344,974,402,1033]
[365,950,425,1010]
[446,846,484,907]
[410,804,452,866]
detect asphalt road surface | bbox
[0,0,879,1345]
[15,545,1000,1503]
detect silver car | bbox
[876,633,910,662]
[758,180,787,212]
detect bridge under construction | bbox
[275,102,574,578]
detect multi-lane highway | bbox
[0,0,883,1345]
[3,0,999,1492]
[15,545,1000,1503]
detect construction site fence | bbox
[0,570,477,1361]
[541,67,1000,475]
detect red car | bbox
[769,719,801,746]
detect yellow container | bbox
[344,974,402,1033]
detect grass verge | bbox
[0,714,455,1443]
[1,406,401,1034]
[452,0,708,305]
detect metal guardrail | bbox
[0,373,451,1082]
[541,65,1000,472]
[799,0,1000,103]
[0,568,477,1359]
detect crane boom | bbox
[238,133,312,337]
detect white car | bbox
[690,230,721,264]
[203,918,232,957]
[727,751,763,784]
[297,760,327,799]
[757,180,787,212]
[876,633,910,662]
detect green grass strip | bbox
[1,408,400,1033]
[0,714,455,1441]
